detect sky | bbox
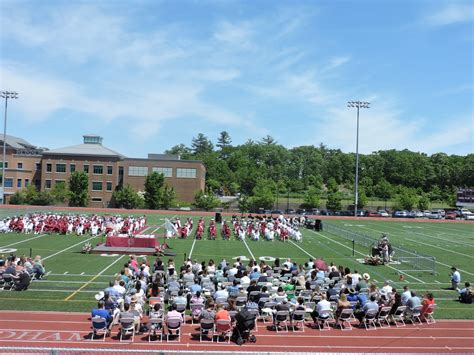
[0,0,473,158]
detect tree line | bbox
[167,131,473,211]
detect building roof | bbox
[0,134,37,149]
[44,135,125,158]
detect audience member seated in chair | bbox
[12,269,31,291]
[165,303,182,340]
[310,294,332,327]
[356,295,379,326]
[420,293,435,318]
[120,303,140,334]
[91,300,112,336]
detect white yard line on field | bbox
[0,234,47,248]
[242,237,256,261]
[42,235,97,261]
[64,255,125,301]
[188,238,197,259]
[310,230,425,283]
[289,240,316,259]
[405,238,474,259]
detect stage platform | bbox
[91,245,156,255]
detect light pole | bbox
[1,91,19,204]
[347,100,370,217]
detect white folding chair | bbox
[291,310,306,332]
[200,318,215,342]
[377,306,392,328]
[336,308,354,330]
[391,306,407,327]
[362,309,378,330]
[91,316,108,341]
[165,318,182,342]
[422,304,437,324]
[148,316,163,342]
[316,309,333,331]
[275,310,290,332]
[119,317,135,342]
[214,319,232,343]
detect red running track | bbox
[0,311,473,353]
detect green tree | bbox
[357,186,368,209]
[259,135,277,145]
[113,184,143,209]
[238,194,251,213]
[418,193,431,211]
[251,179,275,210]
[51,181,69,204]
[191,133,214,155]
[193,188,220,211]
[396,187,418,210]
[9,191,26,205]
[301,186,321,209]
[161,185,176,210]
[216,131,232,149]
[68,171,89,207]
[144,172,165,209]
[375,179,393,209]
[33,191,55,206]
[326,190,342,211]
[165,144,193,159]
[24,184,39,204]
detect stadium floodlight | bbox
[347,100,370,217]
[1,91,19,204]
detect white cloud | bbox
[422,3,474,26]
[322,56,351,72]
[213,20,255,50]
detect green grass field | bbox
[0,208,472,319]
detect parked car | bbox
[296,209,307,215]
[378,210,389,217]
[271,210,283,215]
[428,210,443,219]
[463,211,474,220]
[408,210,424,218]
[285,208,296,214]
[445,211,457,220]
[392,210,408,218]
[366,211,381,217]
[309,208,320,215]
[423,210,432,218]
[459,208,473,218]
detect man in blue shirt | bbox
[249,268,260,280]
[91,300,112,333]
[227,280,240,298]
[104,281,120,301]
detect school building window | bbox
[17,162,23,169]
[4,178,13,188]
[91,197,102,202]
[93,165,103,174]
[176,168,196,178]
[92,181,103,191]
[45,180,52,189]
[70,164,76,173]
[106,182,113,191]
[46,163,52,172]
[152,167,173,178]
[36,163,41,171]
[56,164,66,173]
[107,166,113,175]
[128,166,148,176]
[25,179,30,187]
[17,179,21,188]
[83,164,89,173]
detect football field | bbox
[0,208,472,319]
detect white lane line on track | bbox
[311,230,425,283]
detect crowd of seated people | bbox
[91,253,443,339]
[0,254,45,290]
[0,213,146,236]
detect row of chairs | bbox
[316,304,437,331]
